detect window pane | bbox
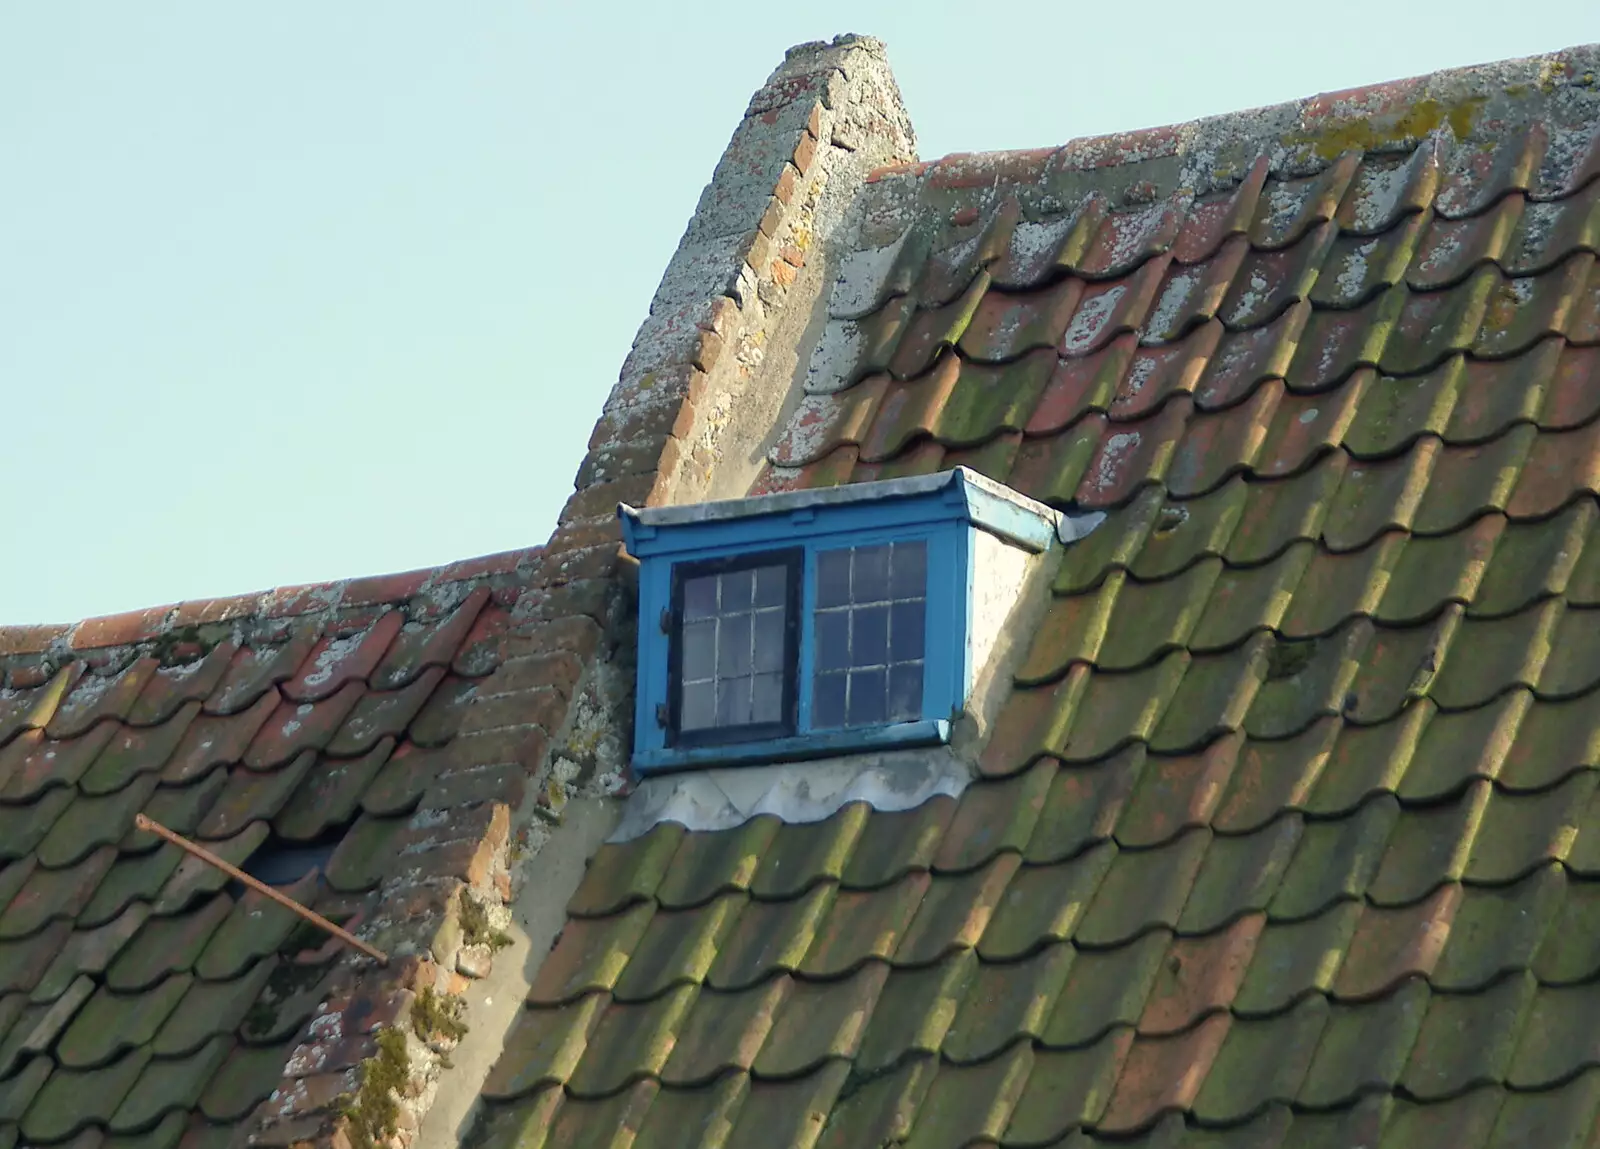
[681,680,715,730]
[853,545,891,602]
[811,542,929,729]
[816,550,852,608]
[682,620,716,681]
[890,601,925,663]
[684,575,718,620]
[753,609,786,673]
[888,664,923,721]
[890,541,927,599]
[721,569,755,611]
[852,605,889,666]
[847,669,887,726]
[716,677,752,726]
[813,672,848,728]
[815,611,851,672]
[675,558,794,738]
[717,613,753,678]
[751,673,784,723]
[754,566,787,608]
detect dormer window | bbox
[672,553,798,739]
[619,468,1067,773]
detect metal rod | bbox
[135,813,388,966]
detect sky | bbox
[3,3,1596,625]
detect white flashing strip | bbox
[623,466,1059,531]
[609,747,973,842]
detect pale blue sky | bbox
[4,3,1595,624]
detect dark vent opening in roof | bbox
[238,820,353,891]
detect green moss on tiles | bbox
[1154,504,1188,535]
[412,986,468,1045]
[148,623,229,666]
[1285,96,1487,162]
[1266,637,1317,681]
[242,959,331,1041]
[459,891,512,951]
[339,1027,410,1149]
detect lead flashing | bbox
[620,466,1076,553]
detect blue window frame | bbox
[618,469,1058,773]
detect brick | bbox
[504,615,603,662]
[269,1072,351,1119]
[806,103,823,137]
[774,164,798,205]
[704,294,741,338]
[792,130,818,175]
[604,360,707,415]
[535,543,623,588]
[780,244,806,268]
[451,726,551,773]
[0,625,70,658]
[692,328,725,373]
[588,395,698,452]
[495,651,584,699]
[511,579,624,629]
[771,259,798,289]
[408,810,507,886]
[170,592,262,628]
[260,581,346,619]
[758,195,786,238]
[422,762,528,812]
[559,474,666,526]
[435,547,543,583]
[251,1111,330,1145]
[70,605,175,650]
[284,1029,378,1078]
[460,688,566,735]
[746,230,774,283]
[547,517,625,558]
[382,882,459,928]
[5,658,57,689]
[573,435,673,491]
[340,567,435,609]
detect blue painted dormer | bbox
[618,468,1065,774]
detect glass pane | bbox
[751,673,784,723]
[681,620,716,681]
[813,672,848,729]
[721,569,755,611]
[888,663,923,721]
[853,605,889,666]
[754,565,787,608]
[847,669,887,726]
[853,545,891,603]
[753,609,786,673]
[890,541,927,599]
[890,601,925,663]
[816,550,852,608]
[684,575,718,620]
[681,680,715,730]
[716,613,752,678]
[815,611,851,672]
[716,677,752,726]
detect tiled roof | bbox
[0,547,543,1147]
[466,49,1600,1149]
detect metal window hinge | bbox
[660,608,673,634]
[656,703,670,727]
